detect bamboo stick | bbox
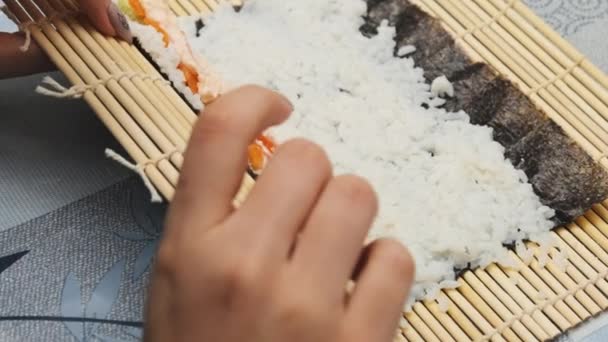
[595,203,608,224]
[457,279,523,341]
[175,0,199,15]
[203,0,220,11]
[401,317,425,342]
[169,0,189,17]
[412,302,455,341]
[438,291,486,341]
[585,214,608,243]
[423,298,473,342]
[189,0,212,14]
[404,310,442,342]
[394,332,407,342]
[567,223,608,269]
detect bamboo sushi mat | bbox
[5,0,608,340]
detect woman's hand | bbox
[144,85,415,342]
[0,0,131,79]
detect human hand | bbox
[144,85,415,342]
[0,0,131,79]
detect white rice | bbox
[554,247,569,271]
[130,21,204,110]
[131,0,557,309]
[436,295,450,312]
[431,75,454,98]
[515,240,535,265]
[396,45,416,58]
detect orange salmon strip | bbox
[130,0,198,93]
[248,143,265,171]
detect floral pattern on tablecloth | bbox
[525,0,608,35]
[0,178,162,341]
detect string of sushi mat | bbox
[131,0,558,310]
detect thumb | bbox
[79,0,132,43]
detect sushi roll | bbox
[118,0,222,104]
[119,0,276,173]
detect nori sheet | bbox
[506,121,608,224]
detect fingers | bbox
[80,0,132,42]
[229,139,332,261]
[0,32,55,79]
[346,239,415,341]
[291,175,378,297]
[169,85,292,236]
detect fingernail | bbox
[107,2,133,43]
[276,92,294,112]
[282,97,294,112]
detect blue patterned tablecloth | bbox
[1,1,608,341]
